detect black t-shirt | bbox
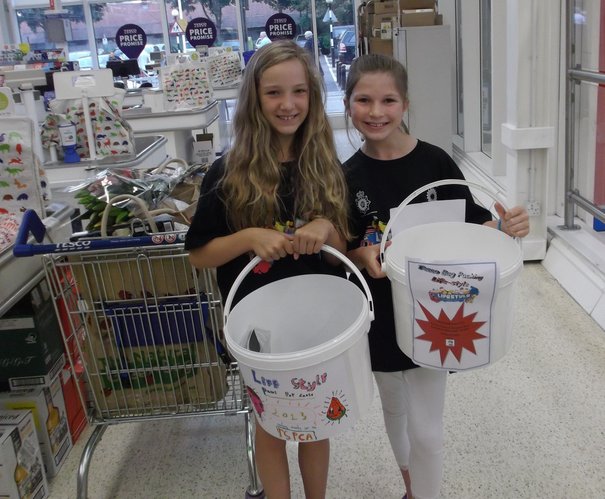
[344,140,493,372]
[185,156,344,305]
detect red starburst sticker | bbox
[415,301,486,365]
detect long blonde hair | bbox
[221,40,350,239]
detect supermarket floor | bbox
[48,137,605,499]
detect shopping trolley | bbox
[13,209,264,499]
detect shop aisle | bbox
[46,133,605,499]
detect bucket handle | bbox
[223,244,374,324]
[379,179,512,271]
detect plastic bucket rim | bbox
[385,221,523,287]
[379,179,512,271]
[225,297,371,371]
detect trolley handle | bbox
[13,209,186,257]
[379,179,512,271]
[223,244,374,324]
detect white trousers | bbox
[374,369,447,499]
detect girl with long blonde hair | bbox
[186,40,349,498]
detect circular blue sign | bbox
[186,17,217,47]
[116,24,146,59]
[265,13,296,40]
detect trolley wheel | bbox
[245,490,265,499]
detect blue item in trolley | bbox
[104,296,210,348]
[13,210,232,366]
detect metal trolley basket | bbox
[14,210,263,499]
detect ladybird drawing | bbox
[326,396,347,422]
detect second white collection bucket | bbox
[380,180,524,372]
[224,246,375,441]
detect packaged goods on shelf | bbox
[0,374,72,477]
[0,278,65,391]
[0,410,48,499]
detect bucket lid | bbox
[385,221,523,285]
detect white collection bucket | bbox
[224,245,375,442]
[380,180,524,372]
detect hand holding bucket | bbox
[379,179,524,371]
[223,245,375,441]
[379,178,518,269]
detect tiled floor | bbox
[48,263,605,499]
[47,133,605,498]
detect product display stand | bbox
[17,86,45,161]
[52,69,116,162]
[122,101,219,161]
[211,83,239,154]
[44,135,168,189]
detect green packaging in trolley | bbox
[82,296,228,416]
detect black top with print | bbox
[185,156,345,306]
[344,140,493,372]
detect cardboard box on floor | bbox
[0,278,65,391]
[0,410,48,499]
[0,374,72,478]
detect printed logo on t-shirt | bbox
[361,216,386,247]
[355,190,371,214]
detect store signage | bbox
[170,21,184,35]
[116,24,147,59]
[265,13,296,40]
[185,17,217,47]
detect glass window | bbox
[165,1,240,54]
[240,0,354,116]
[88,1,164,71]
[480,0,492,157]
[15,6,89,63]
